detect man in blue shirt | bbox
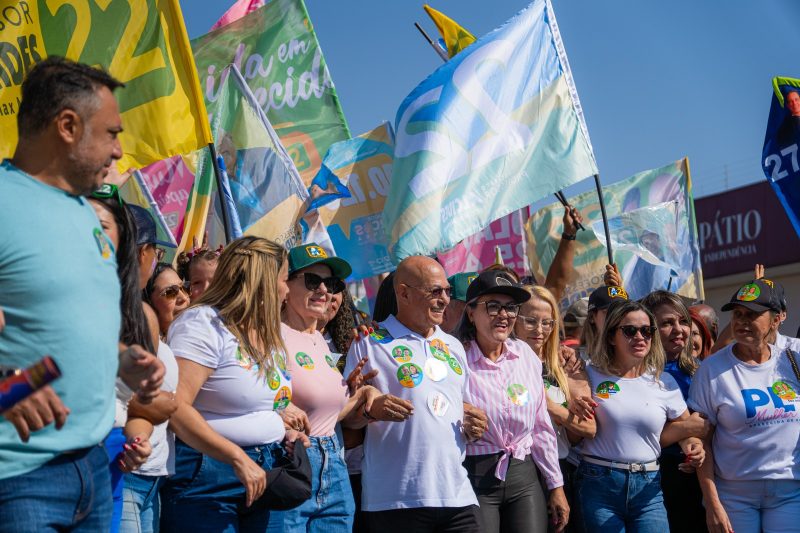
[0,57,164,531]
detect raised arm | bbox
[544,206,583,302]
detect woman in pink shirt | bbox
[455,271,570,533]
[274,243,401,533]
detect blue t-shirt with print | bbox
[0,160,121,480]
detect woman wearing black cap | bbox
[455,271,569,532]
[689,279,800,533]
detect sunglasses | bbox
[477,301,521,318]
[403,284,452,299]
[516,315,555,330]
[90,183,124,206]
[159,284,188,300]
[617,325,657,340]
[294,272,345,295]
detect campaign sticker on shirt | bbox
[275,351,291,381]
[507,384,529,406]
[325,354,342,369]
[370,328,394,344]
[267,368,281,390]
[427,392,450,417]
[93,228,113,260]
[391,345,413,363]
[424,358,449,382]
[446,355,463,376]
[295,352,315,370]
[273,386,291,411]
[429,339,450,361]
[772,380,799,402]
[235,348,254,370]
[397,363,424,388]
[595,381,620,399]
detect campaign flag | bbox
[216,155,244,241]
[385,0,598,262]
[0,0,213,171]
[315,122,395,280]
[526,158,703,308]
[762,77,800,238]
[423,5,476,58]
[437,209,531,277]
[139,154,198,243]
[120,170,178,248]
[192,0,350,186]
[200,64,307,249]
[210,0,266,30]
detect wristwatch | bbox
[561,232,577,241]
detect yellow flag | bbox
[0,0,212,171]
[423,4,476,58]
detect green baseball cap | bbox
[288,243,352,279]
[447,272,478,302]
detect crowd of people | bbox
[1,58,799,533]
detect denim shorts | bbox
[575,460,668,533]
[160,439,285,533]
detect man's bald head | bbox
[690,303,719,342]
[393,256,451,336]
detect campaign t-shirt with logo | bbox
[168,306,288,447]
[344,315,477,512]
[776,332,800,354]
[688,343,800,480]
[282,323,348,437]
[0,160,120,480]
[579,365,686,463]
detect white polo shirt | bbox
[344,315,477,511]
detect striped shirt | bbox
[464,338,563,489]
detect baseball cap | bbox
[465,271,531,305]
[288,243,352,279]
[588,285,629,312]
[447,272,478,302]
[762,278,788,311]
[563,298,588,328]
[127,204,176,248]
[721,279,782,313]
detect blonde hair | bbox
[521,285,571,403]
[592,300,665,380]
[192,236,287,377]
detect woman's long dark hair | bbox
[144,262,178,305]
[90,198,154,354]
[373,272,397,323]
[328,290,357,356]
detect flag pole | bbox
[414,22,449,62]
[553,190,585,231]
[594,173,613,265]
[207,142,232,245]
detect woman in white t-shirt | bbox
[576,300,704,532]
[689,279,800,533]
[160,236,306,532]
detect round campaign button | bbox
[446,355,463,376]
[397,363,424,388]
[273,386,291,411]
[275,351,290,381]
[267,368,281,390]
[595,381,620,400]
[295,352,315,370]
[429,339,450,361]
[391,345,413,363]
[235,347,254,371]
[427,392,450,417]
[424,358,449,382]
[507,384,529,406]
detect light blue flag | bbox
[216,155,244,241]
[385,0,598,261]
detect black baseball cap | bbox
[762,278,788,311]
[588,285,629,312]
[127,204,176,248]
[465,271,531,305]
[287,243,352,279]
[721,279,782,313]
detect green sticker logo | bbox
[273,386,291,410]
[267,368,280,390]
[595,381,620,399]
[391,345,413,363]
[397,363,424,388]
[447,355,463,376]
[507,384,530,406]
[736,284,760,302]
[772,380,797,402]
[295,352,314,370]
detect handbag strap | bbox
[785,348,800,383]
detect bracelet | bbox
[561,232,577,241]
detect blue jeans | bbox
[271,435,354,533]
[0,444,112,532]
[120,473,163,533]
[104,427,127,533]
[160,439,284,533]
[576,461,668,532]
[716,478,800,533]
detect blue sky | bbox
[182,0,800,199]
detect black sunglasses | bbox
[294,272,345,295]
[477,301,521,318]
[617,325,657,340]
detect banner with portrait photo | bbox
[761,76,800,238]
